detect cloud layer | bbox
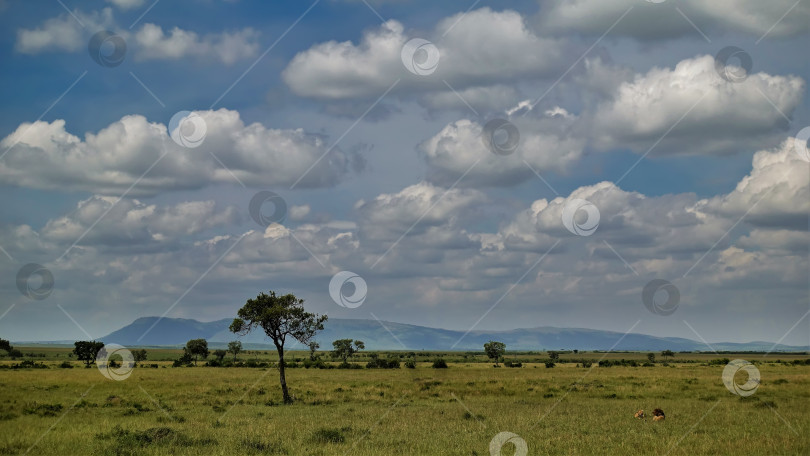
[0,109,357,195]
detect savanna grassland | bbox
[1,348,808,455]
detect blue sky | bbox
[0,0,808,347]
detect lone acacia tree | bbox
[230,291,327,404]
[332,338,364,364]
[227,341,242,361]
[73,341,105,367]
[185,339,209,366]
[308,341,320,361]
[483,340,506,366]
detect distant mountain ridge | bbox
[76,316,807,352]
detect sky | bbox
[0,0,808,347]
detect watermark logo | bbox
[88,31,127,68]
[714,46,752,83]
[722,359,760,397]
[489,432,528,456]
[169,111,207,148]
[16,263,54,301]
[96,344,135,381]
[329,271,367,309]
[482,119,520,156]
[794,127,810,162]
[401,38,440,75]
[561,199,600,236]
[249,191,287,227]
[642,279,680,316]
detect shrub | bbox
[310,428,346,443]
[544,361,555,368]
[366,358,400,369]
[708,358,731,366]
[58,361,73,369]
[504,361,522,368]
[581,361,592,368]
[404,359,416,369]
[302,359,327,369]
[23,403,63,417]
[432,359,448,369]
[238,438,287,454]
[172,352,194,368]
[12,360,48,369]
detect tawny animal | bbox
[634,410,645,419]
[652,408,665,421]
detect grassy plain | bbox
[1,348,808,455]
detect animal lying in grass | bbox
[634,409,665,420]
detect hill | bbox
[88,316,806,352]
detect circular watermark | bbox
[329,271,367,309]
[482,119,520,156]
[96,344,135,381]
[401,38,440,76]
[169,111,207,148]
[561,199,600,236]
[489,432,528,456]
[714,46,752,83]
[794,127,810,162]
[88,31,127,68]
[641,279,680,316]
[249,191,287,227]
[722,359,760,397]
[16,263,54,301]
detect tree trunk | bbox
[277,346,292,404]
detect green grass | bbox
[0,353,808,455]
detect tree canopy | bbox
[73,341,105,366]
[185,339,209,366]
[230,291,326,404]
[332,339,364,363]
[483,340,506,365]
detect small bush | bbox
[707,358,730,366]
[754,400,777,409]
[504,361,522,368]
[58,361,73,369]
[23,403,63,417]
[11,360,48,369]
[462,411,484,420]
[172,352,194,367]
[366,358,400,369]
[544,361,555,368]
[432,359,448,369]
[404,359,416,369]
[310,428,346,444]
[238,438,287,454]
